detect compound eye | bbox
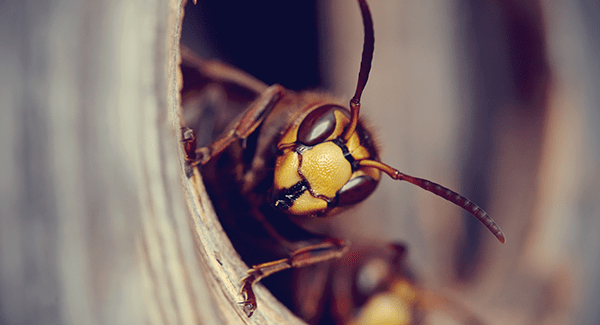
[337,175,378,207]
[298,105,343,146]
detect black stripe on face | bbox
[332,137,358,170]
[271,180,310,210]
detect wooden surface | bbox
[0,0,304,324]
[1,1,599,324]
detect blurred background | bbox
[1,0,598,324]
[182,0,600,324]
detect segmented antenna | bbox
[359,159,506,243]
[342,0,375,141]
[338,0,505,243]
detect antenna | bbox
[342,0,375,141]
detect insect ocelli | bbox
[181,0,505,320]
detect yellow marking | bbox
[326,110,350,141]
[300,142,352,198]
[288,191,328,215]
[349,292,411,325]
[279,125,298,147]
[273,151,302,190]
[391,280,417,304]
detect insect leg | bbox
[190,84,285,165]
[181,45,268,95]
[240,238,349,317]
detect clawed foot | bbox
[236,243,346,317]
[193,147,211,165]
[239,300,256,318]
[239,273,259,317]
[181,127,212,167]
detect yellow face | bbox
[271,104,380,216]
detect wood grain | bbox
[0,0,304,323]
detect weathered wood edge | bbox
[165,1,307,324]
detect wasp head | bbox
[270,104,381,216]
